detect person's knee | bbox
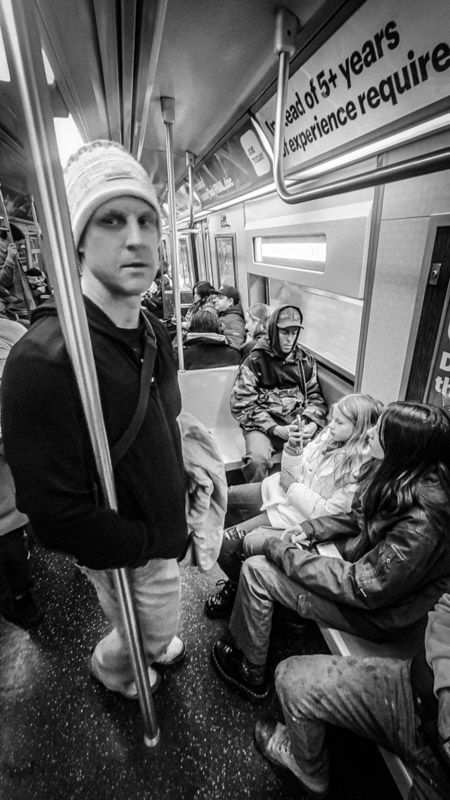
[240,555,269,588]
[242,452,271,482]
[243,529,269,557]
[275,655,321,707]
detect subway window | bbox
[253,234,326,272]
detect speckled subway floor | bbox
[0,538,402,800]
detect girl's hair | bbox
[189,307,221,334]
[193,281,217,301]
[324,393,384,488]
[361,401,450,520]
[246,303,271,336]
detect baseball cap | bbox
[276,306,303,329]
[217,284,239,303]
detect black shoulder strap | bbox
[110,333,157,467]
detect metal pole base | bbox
[144,728,162,749]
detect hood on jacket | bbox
[267,305,303,359]
[185,332,229,347]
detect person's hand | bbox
[280,470,296,493]
[438,687,450,742]
[288,421,303,448]
[7,243,17,260]
[273,424,290,441]
[302,421,318,442]
[280,524,307,543]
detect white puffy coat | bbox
[260,427,368,528]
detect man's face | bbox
[215,294,231,313]
[277,325,300,354]
[79,196,159,299]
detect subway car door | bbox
[406,224,450,404]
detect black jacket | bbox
[218,302,245,350]
[1,298,187,570]
[182,332,241,369]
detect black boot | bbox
[204,580,238,618]
[0,590,43,629]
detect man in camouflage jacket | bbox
[230,304,327,482]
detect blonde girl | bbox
[205,392,383,618]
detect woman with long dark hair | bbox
[182,281,218,331]
[211,401,450,701]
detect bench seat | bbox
[178,366,245,471]
[178,363,352,472]
[316,541,418,799]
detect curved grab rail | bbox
[272,8,450,205]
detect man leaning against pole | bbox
[1,140,188,699]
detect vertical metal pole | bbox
[29,194,43,249]
[0,0,160,748]
[186,151,195,230]
[161,97,184,370]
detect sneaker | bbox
[204,580,237,619]
[211,639,269,701]
[88,651,161,699]
[154,636,186,668]
[223,526,247,542]
[122,666,161,700]
[0,591,43,630]
[254,719,329,799]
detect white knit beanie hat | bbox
[64,139,161,247]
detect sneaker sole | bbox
[87,652,162,698]
[211,645,269,702]
[154,640,187,669]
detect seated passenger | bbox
[205,393,383,618]
[179,308,241,369]
[141,261,171,318]
[214,284,245,351]
[211,402,450,701]
[231,304,327,482]
[240,303,271,360]
[181,281,218,331]
[26,267,51,305]
[254,593,450,799]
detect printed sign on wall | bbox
[256,0,450,172]
[427,298,450,411]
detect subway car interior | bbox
[0,0,450,798]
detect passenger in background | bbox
[240,302,271,360]
[214,284,245,351]
[0,316,43,629]
[212,402,450,701]
[205,393,383,619]
[141,260,171,319]
[255,593,450,800]
[231,304,327,483]
[179,308,240,369]
[0,232,30,323]
[181,281,218,331]
[26,267,51,305]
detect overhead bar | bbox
[0,0,160,748]
[161,96,184,370]
[272,7,450,205]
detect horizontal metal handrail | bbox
[273,9,450,205]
